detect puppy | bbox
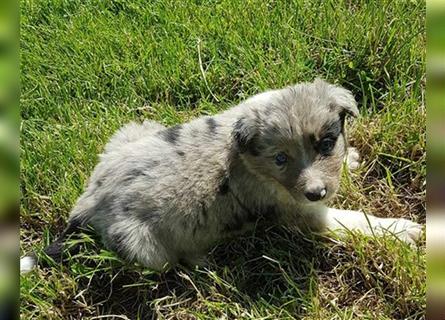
[20,79,422,273]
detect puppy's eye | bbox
[318,138,336,154]
[275,152,288,166]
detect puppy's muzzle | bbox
[304,186,327,202]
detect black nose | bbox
[304,187,327,201]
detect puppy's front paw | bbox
[377,217,423,245]
[345,147,361,171]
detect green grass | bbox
[20,0,426,318]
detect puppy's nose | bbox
[304,187,327,201]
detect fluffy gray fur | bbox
[20,79,422,273]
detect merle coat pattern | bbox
[20,79,422,272]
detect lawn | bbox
[20,0,426,318]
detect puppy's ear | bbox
[232,117,258,154]
[328,85,359,118]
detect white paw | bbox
[376,217,423,245]
[345,147,361,171]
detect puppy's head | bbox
[233,79,358,204]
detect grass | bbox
[20,0,426,318]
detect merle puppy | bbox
[20,79,422,272]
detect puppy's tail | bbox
[20,217,84,274]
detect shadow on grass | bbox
[55,227,328,319]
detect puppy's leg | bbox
[309,207,422,245]
[345,147,360,171]
[104,219,174,271]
